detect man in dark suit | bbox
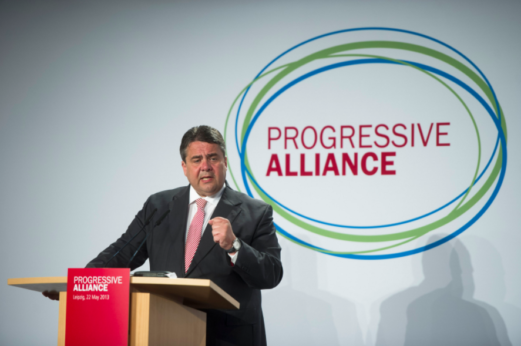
[84,125,283,346]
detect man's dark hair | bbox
[180,125,227,162]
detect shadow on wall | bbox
[464,236,521,345]
[262,238,364,346]
[376,235,512,346]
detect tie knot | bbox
[195,198,207,210]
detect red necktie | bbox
[185,198,207,272]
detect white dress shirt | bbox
[186,184,238,263]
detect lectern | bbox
[7,276,240,346]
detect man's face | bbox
[182,141,227,197]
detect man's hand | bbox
[42,291,59,301]
[209,217,236,253]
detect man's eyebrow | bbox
[190,153,218,160]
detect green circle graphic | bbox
[224,38,507,256]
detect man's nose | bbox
[201,158,213,170]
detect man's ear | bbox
[182,160,188,177]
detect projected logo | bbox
[224,27,507,259]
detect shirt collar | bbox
[189,184,226,206]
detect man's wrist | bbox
[226,238,241,254]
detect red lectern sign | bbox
[65,268,130,346]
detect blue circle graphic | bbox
[230,28,507,259]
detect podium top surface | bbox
[7,276,239,310]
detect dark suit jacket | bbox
[86,185,283,346]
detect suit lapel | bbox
[167,186,190,278]
[186,187,242,276]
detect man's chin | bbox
[196,184,219,197]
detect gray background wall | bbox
[1,1,520,345]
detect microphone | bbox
[127,209,171,267]
[103,208,158,267]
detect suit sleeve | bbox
[232,204,283,289]
[85,199,152,270]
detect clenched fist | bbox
[208,217,236,253]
